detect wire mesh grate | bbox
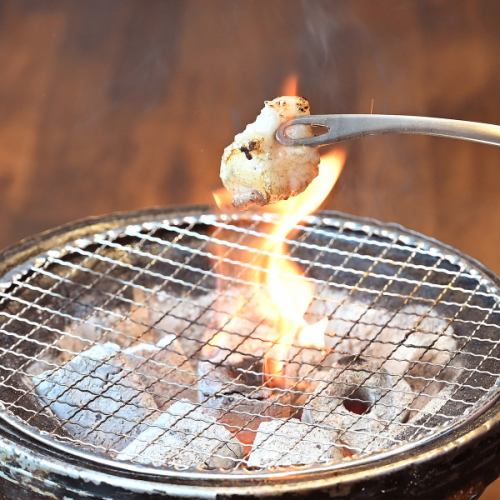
[0,210,498,473]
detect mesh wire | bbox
[0,212,498,473]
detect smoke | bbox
[300,0,340,71]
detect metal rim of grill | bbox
[0,206,498,482]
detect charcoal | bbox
[207,391,294,451]
[117,399,243,469]
[26,311,126,375]
[33,343,158,452]
[309,291,459,414]
[150,290,219,358]
[116,340,197,410]
[73,289,159,348]
[197,353,294,449]
[277,347,338,410]
[111,303,158,347]
[247,418,342,467]
[197,355,269,400]
[319,295,458,381]
[28,294,160,375]
[302,357,414,454]
[30,281,459,465]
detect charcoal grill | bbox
[0,206,498,499]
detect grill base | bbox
[0,405,498,499]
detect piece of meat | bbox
[220,96,320,208]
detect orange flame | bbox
[297,317,329,349]
[281,74,299,96]
[212,187,233,210]
[262,149,346,385]
[212,74,346,387]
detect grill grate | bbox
[0,210,498,473]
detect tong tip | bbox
[276,117,330,147]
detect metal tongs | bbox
[276,114,500,147]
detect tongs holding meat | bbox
[220,98,500,209]
[276,114,500,147]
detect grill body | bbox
[0,411,498,499]
[0,206,498,499]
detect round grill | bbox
[0,208,498,477]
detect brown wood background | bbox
[0,0,498,494]
[0,0,499,271]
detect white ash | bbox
[27,288,172,376]
[264,346,336,411]
[198,327,274,371]
[149,290,219,358]
[247,418,343,468]
[204,391,294,450]
[33,343,159,451]
[196,288,276,399]
[148,288,275,361]
[199,289,276,356]
[117,400,243,469]
[302,357,414,454]
[307,291,460,403]
[280,346,334,385]
[197,353,294,448]
[114,340,197,410]
[197,354,268,400]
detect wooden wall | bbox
[0,0,498,278]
